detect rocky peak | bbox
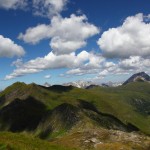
[123,72,150,85]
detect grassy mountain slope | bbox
[0,82,150,137]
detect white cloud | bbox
[9,13,100,80]
[50,37,86,55]
[66,54,150,81]
[66,54,106,76]
[11,59,23,67]
[4,51,90,80]
[98,13,150,58]
[82,53,105,70]
[66,68,84,75]
[0,35,25,57]
[96,56,150,80]
[99,70,108,76]
[119,56,150,71]
[32,0,68,18]
[0,0,67,17]
[18,24,51,44]
[44,74,51,79]
[5,49,150,80]
[0,0,27,10]
[18,14,99,54]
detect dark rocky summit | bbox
[123,72,150,85]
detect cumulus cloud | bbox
[7,11,100,80]
[18,24,51,44]
[0,35,25,57]
[33,0,68,18]
[5,50,150,80]
[0,0,67,17]
[50,37,86,55]
[98,13,150,58]
[0,0,27,10]
[96,56,150,80]
[66,54,106,76]
[66,54,150,81]
[119,56,150,71]
[4,51,91,80]
[18,14,99,54]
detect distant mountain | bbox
[86,84,100,89]
[123,72,150,85]
[43,82,51,87]
[63,80,122,88]
[63,80,94,88]
[101,82,122,87]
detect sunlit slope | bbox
[0,132,75,150]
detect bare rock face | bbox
[123,72,150,85]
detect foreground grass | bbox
[0,130,150,150]
[0,132,75,150]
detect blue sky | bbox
[0,0,150,89]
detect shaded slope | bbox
[38,103,80,139]
[37,100,139,139]
[42,85,74,93]
[78,100,139,132]
[0,97,46,132]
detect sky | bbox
[0,0,150,89]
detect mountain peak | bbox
[12,82,26,86]
[43,82,51,87]
[123,72,150,85]
[63,80,94,88]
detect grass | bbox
[0,132,75,150]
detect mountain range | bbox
[47,72,150,89]
[63,80,93,88]
[0,72,150,150]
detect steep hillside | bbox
[37,100,139,139]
